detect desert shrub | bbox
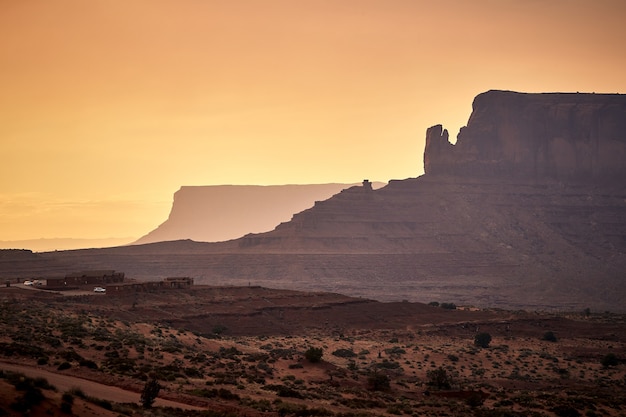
[551,405,581,417]
[270,348,296,359]
[277,385,303,399]
[0,342,47,359]
[426,367,452,390]
[60,349,84,363]
[10,387,45,412]
[474,332,492,348]
[375,359,401,370]
[184,366,204,378]
[89,397,113,410]
[332,348,357,358]
[68,387,86,398]
[37,356,48,365]
[542,331,558,342]
[601,353,619,368]
[441,302,457,310]
[212,324,228,335]
[447,354,459,362]
[32,376,55,390]
[140,379,161,408]
[304,347,323,363]
[367,372,390,391]
[384,347,406,356]
[288,363,304,369]
[104,357,136,374]
[61,392,74,414]
[428,301,440,307]
[218,346,243,359]
[9,376,46,412]
[79,359,98,369]
[57,361,72,370]
[466,391,486,408]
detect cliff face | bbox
[134,183,383,245]
[424,90,626,180]
[28,90,626,312]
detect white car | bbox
[93,287,106,293]
[23,280,34,286]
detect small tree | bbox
[304,347,323,363]
[140,379,161,409]
[474,332,492,348]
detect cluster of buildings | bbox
[40,270,194,295]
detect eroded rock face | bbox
[424,90,626,180]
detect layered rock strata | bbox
[425,90,626,180]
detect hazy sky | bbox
[1,0,625,245]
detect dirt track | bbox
[0,361,203,410]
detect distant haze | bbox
[0,238,133,252]
[1,1,625,243]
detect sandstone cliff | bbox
[424,90,626,180]
[134,183,383,245]
[19,90,626,312]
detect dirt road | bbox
[0,361,203,410]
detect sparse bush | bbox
[384,346,406,356]
[332,348,357,358]
[212,324,228,335]
[426,367,452,390]
[367,372,390,391]
[428,301,440,307]
[304,347,323,363]
[551,405,581,417]
[79,359,98,369]
[57,361,72,371]
[601,353,619,368]
[61,392,74,414]
[542,331,558,342]
[474,332,492,348]
[441,302,457,310]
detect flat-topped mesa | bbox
[424,90,626,181]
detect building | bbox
[46,270,125,288]
[106,277,194,295]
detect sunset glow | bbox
[1,0,625,247]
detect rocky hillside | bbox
[6,90,626,311]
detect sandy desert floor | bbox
[0,285,624,417]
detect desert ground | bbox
[0,284,624,417]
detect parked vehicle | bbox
[93,287,106,293]
[23,280,33,286]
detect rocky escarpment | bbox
[424,90,626,180]
[17,90,626,312]
[135,183,383,245]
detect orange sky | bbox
[1,0,625,247]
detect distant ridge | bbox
[134,183,384,245]
[0,237,133,252]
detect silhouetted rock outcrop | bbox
[134,183,383,245]
[425,90,626,180]
[9,90,626,312]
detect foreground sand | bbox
[1,285,624,416]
